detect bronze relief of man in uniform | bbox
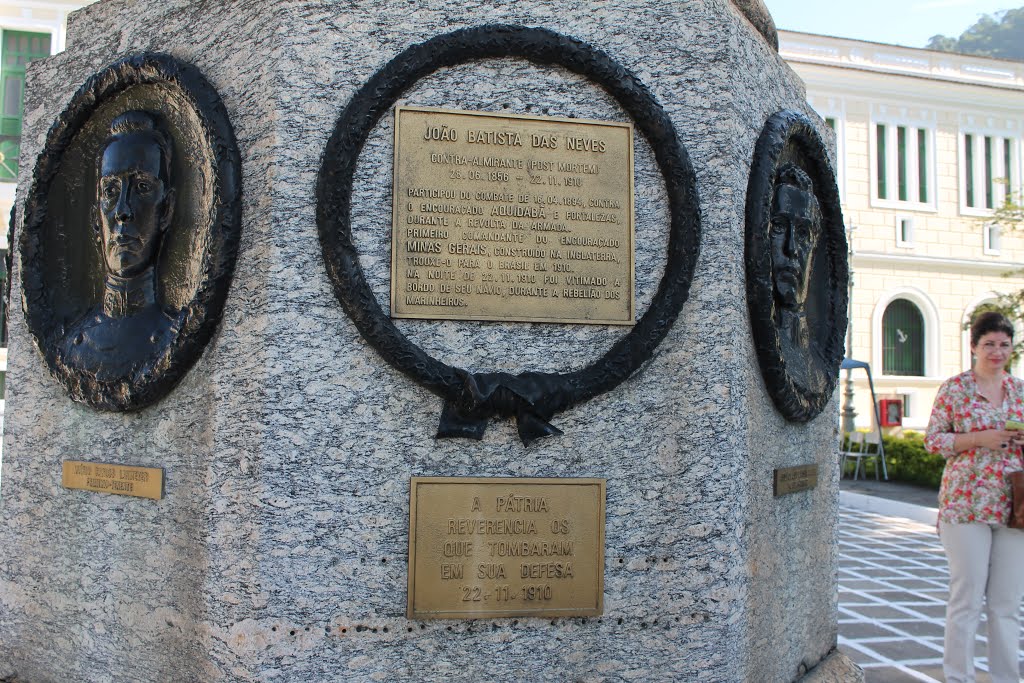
[58,110,178,382]
[769,163,824,389]
[745,109,847,422]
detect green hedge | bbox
[846,431,944,489]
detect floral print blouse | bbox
[925,370,1024,525]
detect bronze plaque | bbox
[773,464,819,497]
[392,105,634,325]
[408,477,605,620]
[62,461,164,500]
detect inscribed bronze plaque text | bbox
[408,477,605,619]
[62,460,164,500]
[392,106,634,324]
[773,464,819,497]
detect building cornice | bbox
[855,251,1024,275]
[779,29,1024,93]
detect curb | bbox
[839,490,939,527]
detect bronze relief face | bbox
[20,54,241,410]
[746,110,847,422]
[97,113,176,279]
[769,167,819,318]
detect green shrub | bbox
[882,432,945,489]
[845,431,944,489]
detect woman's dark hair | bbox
[970,311,1015,346]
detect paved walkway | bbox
[838,504,1024,682]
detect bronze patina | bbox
[745,110,848,422]
[392,106,634,325]
[62,461,164,500]
[772,464,819,497]
[20,53,242,412]
[408,477,605,619]
[57,111,178,382]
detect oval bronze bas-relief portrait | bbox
[20,54,241,411]
[745,110,848,422]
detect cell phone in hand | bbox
[1006,419,1024,431]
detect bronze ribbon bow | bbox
[437,370,568,446]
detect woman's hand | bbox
[957,429,1019,452]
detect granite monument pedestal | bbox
[0,1,860,681]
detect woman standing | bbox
[925,311,1024,683]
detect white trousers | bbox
[940,521,1024,683]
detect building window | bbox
[807,96,845,203]
[823,115,845,202]
[984,223,1001,255]
[961,132,1019,213]
[873,122,932,207]
[0,30,52,182]
[895,216,914,248]
[882,298,925,376]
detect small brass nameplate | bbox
[62,461,164,500]
[773,464,819,497]
[392,105,634,325]
[408,477,605,620]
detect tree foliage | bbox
[927,8,1024,61]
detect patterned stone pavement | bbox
[838,506,1024,683]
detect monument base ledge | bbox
[800,649,864,683]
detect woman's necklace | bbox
[975,369,1005,406]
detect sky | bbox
[762,0,1019,49]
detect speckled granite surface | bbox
[0,1,856,681]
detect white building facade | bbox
[781,30,1024,430]
[0,0,85,224]
[0,0,88,408]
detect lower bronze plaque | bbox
[408,477,605,619]
[62,461,164,500]
[773,464,818,497]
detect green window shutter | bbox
[984,136,994,209]
[876,124,887,199]
[897,126,908,201]
[0,30,51,182]
[882,299,925,376]
[917,128,928,203]
[965,134,975,207]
